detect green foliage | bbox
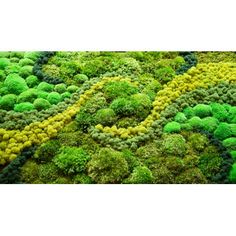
[183,107,194,119]
[14,102,35,112]
[162,134,186,157]
[110,97,138,116]
[201,117,219,133]
[54,83,67,93]
[54,147,91,174]
[0,70,6,81]
[175,168,207,184]
[222,138,236,150]
[19,58,34,66]
[33,98,51,111]
[5,64,21,75]
[73,174,93,184]
[214,123,232,140]
[67,85,79,93]
[47,92,62,105]
[38,162,61,183]
[228,106,236,123]
[163,121,181,133]
[95,108,117,126]
[193,104,212,118]
[37,90,49,99]
[4,74,28,95]
[25,75,39,88]
[0,58,10,69]
[61,91,71,100]
[187,116,202,129]
[74,74,89,85]
[230,124,236,136]
[19,65,33,78]
[174,112,187,123]
[187,133,209,151]
[88,148,129,183]
[34,140,60,163]
[154,66,175,83]
[104,81,138,100]
[37,82,54,92]
[230,151,236,162]
[126,166,154,184]
[0,94,17,110]
[20,160,39,183]
[75,111,94,131]
[17,89,38,103]
[210,103,228,121]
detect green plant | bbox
[19,65,33,78]
[162,134,186,157]
[222,138,236,150]
[95,108,117,126]
[61,91,71,99]
[175,168,207,184]
[210,103,228,121]
[25,75,39,88]
[4,74,28,95]
[229,163,236,183]
[87,148,129,183]
[0,94,17,110]
[33,98,51,111]
[193,104,212,118]
[47,92,62,105]
[20,160,39,183]
[73,173,93,184]
[14,102,35,112]
[174,112,187,123]
[187,116,202,129]
[201,117,219,133]
[19,58,34,67]
[154,66,175,83]
[214,123,232,140]
[163,121,181,133]
[54,83,67,93]
[0,58,10,69]
[75,111,95,131]
[37,82,54,92]
[230,151,236,162]
[67,85,79,93]
[17,89,38,103]
[38,162,61,183]
[74,74,89,84]
[37,90,49,99]
[187,133,209,151]
[126,166,154,184]
[54,147,91,174]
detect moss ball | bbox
[25,75,39,88]
[174,112,187,123]
[183,107,195,119]
[19,58,34,67]
[95,108,117,126]
[127,166,154,184]
[187,116,202,130]
[4,64,21,75]
[33,98,51,111]
[0,70,6,81]
[54,83,67,93]
[19,65,33,78]
[222,137,236,150]
[230,151,236,162]
[67,85,79,93]
[163,121,181,133]
[201,117,219,133]
[14,102,35,112]
[229,163,236,183]
[193,104,212,118]
[0,94,17,110]
[17,88,38,103]
[61,91,71,100]
[37,90,49,99]
[0,58,10,70]
[4,74,28,95]
[210,103,228,122]
[37,82,54,92]
[214,123,232,140]
[24,52,40,61]
[74,74,89,84]
[47,92,62,105]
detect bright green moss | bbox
[17,89,38,103]
[193,104,212,118]
[0,70,6,81]
[188,133,209,151]
[230,124,236,136]
[25,75,39,88]
[222,137,236,150]
[20,160,39,183]
[24,51,40,60]
[37,82,54,92]
[175,168,207,184]
[4,74,28,95]
[0,94,17,110]
[33,98,51,111]
[0,58,10,70]
[19,58,34,67]
[74,74,89,84]
[67,85,79,93]
[183,107,195,119]
[187,116,202,130]
[201,117,219,133]
[73,174,93,184]
[154,66,175,83]
[228,107,236,123]
[37,90,49,99]
[61,91,71,99]
[163,121,181,133]
[210,103,228,121]
[19,65,33,78]
[5,64,21,75]
[174,112,187,123]
[214,123,232,140]
[229,163,236,183]
[53,147,91,174]
[47,92,62,105]
[14,102,35,112]
[95,108,117,126]
[75,111,94,131]
[230,151,236,162]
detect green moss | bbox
[154,66,175,83]
[95,108,117,126]
[214,123,232,140]
[88,148,129,184]
[126,166,154,184]
[193,104,212,118]
[74,74,89,85]
[5,64,21,75]
[187,133,209,151]
[222,137,236,150]
[67,85,79,93]
[201,117,219,133]
[230,124,236,136]
[163,121,181,133]
[175,168,207,184]
[227,106,236,123]
[0,58,10,69]
[75,111,94,131]
[53,147,91,174]
[230,151,236,162]
[174,112,187,123]
[210,103,228,121]
[19,58,34,67]
[37,82,54,92]
[73,174,93,184]
[14,102,35,112]
[0,94,17,110]
[17,89,38,103]
[38,162,61,183]
[183,107,195,119]
[37,90,49,99]
[33,98,51,111]
[229,163,236,183]
[162,134,186,157]
[19,65,33,78]
[4,74,28,95]
[0,70,6,81]
[25,75,39,88]
[20,160,39,183]
[24,51,40,60]
[54,83,67,93]
[61,91,71,100]
[47,92,62,105]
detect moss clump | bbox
[187,116,202,130]
[17,89,38,103]
[4,74,28,95]
[214,123,232,140]
[38,163,61,183]
[162,134,186,157]
[37,82,54,92]
[25,75,39,88]
[37,90,49,99]
[14,102,35,112]
[88,148,129,184]
[20,160,39,183]
[222,138,236,150]
[174,112,187,123]
[61,92,71,100]
[33,98,51,111]
[228,106,236,123]
[19,58,34,67]
[193,104,212,118]
[230,151,236,162]
[154,66,175,83]
[163,121,181,133]
[210,103,228,122]
[0,94,17,110]
[201,117,219,133]
[67,85,79,93]
[19,65,33,78]
[175,168,207,184]
[187,133,209,151]
[183,107,194,119]
[126,166,154,184]
[54,83,67,93]
[0,58,10,69]
[73,174,93,184]
[95,108,117,126]
[54,147,91,174]
[229,163,236,183]
[47,92,62,105]
[74,74,88,84]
